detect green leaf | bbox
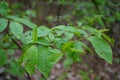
[0,19,8,32]
[48,33,55,42]
[96,0,107,5]
[75,29,88,38]
[88,36,112,64]
[53,25,75,33]
[62,41,74,51]
[37,47,63,77]
[7,49,15,55]
[78,41,93,54]
[72,41,85,53]
[7,60,23,76]
[21,31,32,44]
[55,38,68,49]
[37,38,50,46]
[37,26,50,37]
[32,28,38,43]
[21,46,38,74]
[63,58,73,68]
[102,34,114,45]
[64,32,74,40]
[9,21,23,39]
[0,49,7,66]
[82,26,97,33]
[8,16,37,29]
[0,2,8,16]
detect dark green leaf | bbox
[0,19,8,32]
[0,2,8,16]
[0,49,7,66]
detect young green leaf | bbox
[0,19,8,32]
[88,36,112,64]
[9,21,23,39]
[37,46,63,77]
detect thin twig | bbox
[56,4,63,26]
[21,67,31,80]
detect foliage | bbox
[0,0,118,79]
